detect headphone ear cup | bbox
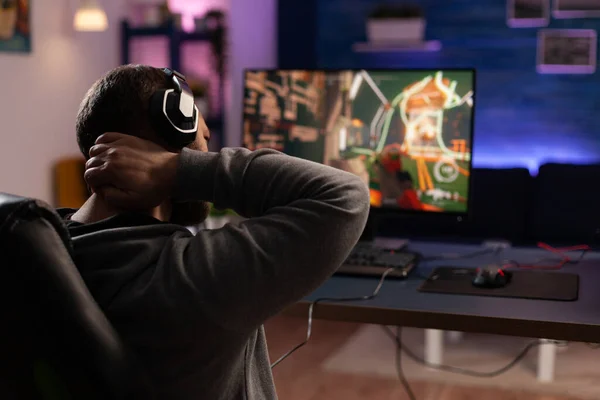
[150,87,197,148]
[150,90,175,143]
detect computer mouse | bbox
[472,266,512,288]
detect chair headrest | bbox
[0,193,72,253]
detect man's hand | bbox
[84,132,179,210]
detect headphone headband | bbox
[163,68,187,92]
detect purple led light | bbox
[536,64,597,74]
[168,0,228,31]
[507,19,549,28]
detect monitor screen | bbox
[242,69,475,215]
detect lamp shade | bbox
[74,0,108,32]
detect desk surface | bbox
[286,240,600,343]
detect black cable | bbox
[382,326,544,378]
[395,327,417,400]
[270,267,395,369]
[416,247,500,280]
[566,249,589,264]
[502,248,589,270]
[270,246,499,368]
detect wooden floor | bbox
[265,316,584,400]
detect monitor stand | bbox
[358,215,409,250]
[359,214,378,242]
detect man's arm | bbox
[84,133,369,332]
[174,147,370,331]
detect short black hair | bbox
[75,64,172,159]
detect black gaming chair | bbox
[0,193,152,399]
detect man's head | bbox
[76,64,211,225]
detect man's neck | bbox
[70,194,169,224]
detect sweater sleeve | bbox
[172,147,370,331]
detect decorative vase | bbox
[193,16,205,31]
[367,17,426,43]
[172,13,183,29]
[142,6,162,26]
[0,5,17,40]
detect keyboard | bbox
[335,242,420,279]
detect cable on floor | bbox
[270,267,394,369]
[382,326,544,378]
[395,327,417,400]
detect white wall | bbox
[226,0,277,147]
[0,0,125,203]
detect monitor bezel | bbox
[241,68,477,221]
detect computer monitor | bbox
[242,69,476,219]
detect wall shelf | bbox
[121,20,225,149]
[353,40,442,53]
[124,24,213,42]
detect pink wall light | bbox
[168,0,229,31]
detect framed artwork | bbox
[507,0,550,28]
[553,0,600,18]
[0,0,30,53]
[537,29,597,74]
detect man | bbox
[58,65,370,399]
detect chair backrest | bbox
[0,193,152,399]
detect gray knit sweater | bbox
[58,147,370,399]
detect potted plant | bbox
[128,0,164,27]
[195,9,227,77]
[367,4,425,44]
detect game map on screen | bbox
[243,70,474,213]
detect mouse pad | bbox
[418,267,579,301]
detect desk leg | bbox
[537,340,556,383]
[425,329,444,366]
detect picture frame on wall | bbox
[553,0,600,18]
[0,0,31,53]
[537,29,597,74]
[507,0,550,28]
